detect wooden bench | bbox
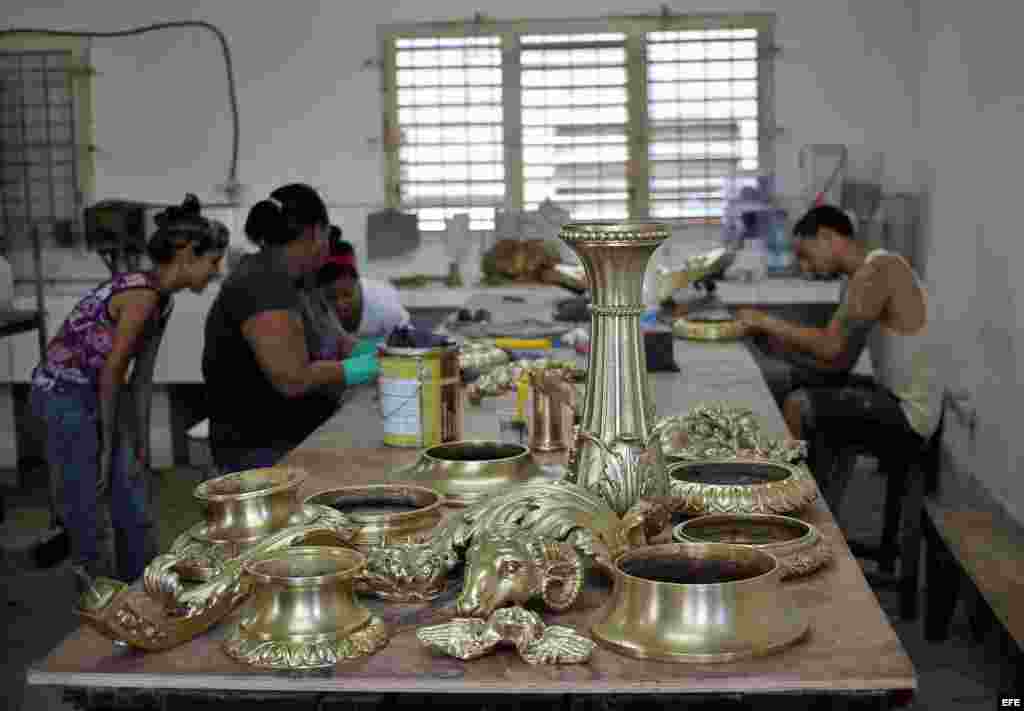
[923,498,1023,694]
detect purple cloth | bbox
[32,272,171,391]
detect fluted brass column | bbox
[559,222,670,515]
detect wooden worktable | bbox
[26,336,914,709]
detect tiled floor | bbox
[1,459,1014,710]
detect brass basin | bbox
[223,547,388,670]
[668,458,818,516]
[591,542,808,663]
[193,467,308,546]
[391,440,547,506]
[303,484,443,550]
[673,514,832,580]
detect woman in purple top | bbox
[30,194,227,589]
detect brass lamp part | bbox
[673,513,832,579]
[418,605,595,665]
[193,467,308,548]
[668,458,818,516]
[459,339,510,374]
[73,467,358,652]
[74,509,357,651]
[223,547,388,670]
[558,221,671,515]
[388,439,547,507]
[528,369,581,452]
[359,479,670,606]
[303,484,443,550]
[672,317,746,342]
[591,542,809,663]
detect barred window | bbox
[0,37,93,253]
[382,14,774,231]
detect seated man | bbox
[736,205,942,508]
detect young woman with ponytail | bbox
[30,194,227,589]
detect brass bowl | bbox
[223,547,388,670]
[673,514,832,580]
[591,542,808,663]
[668,458,818,516]
[672,317,746,342]
[390,440,547,506]
[193,467,309,546]
[303,484,443,550]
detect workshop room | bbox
[0,1,1020,709]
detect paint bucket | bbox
[378,344,462,447]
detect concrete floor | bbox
[1,457,1014,710]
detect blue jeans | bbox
[31,382,156,582]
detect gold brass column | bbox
[559,222,670,515]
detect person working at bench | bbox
[30,195,227,588]
[202,184,379,475]
[321,236,410,340]
[736,204,943,507]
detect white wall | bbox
[912,1,1024,525]
[3,0,917,273]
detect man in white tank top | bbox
[737,205,941,509]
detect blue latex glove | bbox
[342,353,380,386]
[349,336,385,359]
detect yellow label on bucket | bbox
[379,352,444,447]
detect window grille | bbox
[521,32,629,221]
[0,48,87,250]
[392,36,504,233]
[646,28,760,221]
[382,15,773,231]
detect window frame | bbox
[0,33,95,246]
[379,13,776,227]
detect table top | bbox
[27,335,914,697]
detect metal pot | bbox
[389,440,547,506]
[303,484,443,550]
[223,547,388,670]
[193,467,308,549]
[592,542,808,663]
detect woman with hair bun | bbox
[30,194,227,589]
[202,183,374,476]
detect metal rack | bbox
[0,49,81,526]
[0,48,81,354]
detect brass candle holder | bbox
[673,513,832,579]
[668,458,818,516]
[389,440,547,507]
[559,221,672,516]
[223,547,388,670]
[592,542,809,663]
[303,484,443,550]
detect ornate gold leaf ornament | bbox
[418,606,595,665]
[656,403,818,516]
[360,479,670,609]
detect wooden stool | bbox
[827,410,944,621]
